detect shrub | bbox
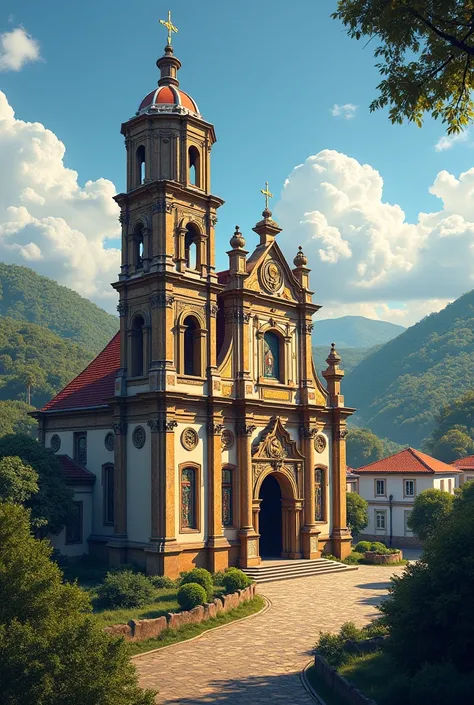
[340,621,365,642]
[96,570,155,609]
[365,618,389,638]
[370,541,387,552]
[355,540,371,553]
[407,488,454,541]
[316,631,346,667]
[322,553,338,561]
[180,568,213,600]
[212,570,226,586]
[346,492,369,534]
[344,551,364,564]
[149,575,177,589]
[177,582,207,610]
[221,567,252,593]
[409,662,474,705]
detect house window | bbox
[222,467,233,526]
[375,479,386,497]
[263,331,281,380]
[448,478,453,494]
[103,464,114,526]
[440,479,445,491]
[404,510,413,536]
[375,510,386,532]
[404,479,415,497]
[74,432,87,465]
[315,468,326,521]
[66,501,83,544]
[181,466,198,530]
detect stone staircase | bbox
[242,558,357,584]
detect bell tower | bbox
[113,19,224,394]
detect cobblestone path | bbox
[135,564,406,704]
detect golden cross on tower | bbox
[260,181,273,210]
[159,10,178,46]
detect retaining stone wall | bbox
[364,550,403,565]
[314,655,377,705]
[103,582,256,642]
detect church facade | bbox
[36,38,354,577]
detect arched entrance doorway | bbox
[259,474,283,557]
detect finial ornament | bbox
[160,10,178,46]
[230,225,246,249]
[293,245,308,268]
[260,181,273,211]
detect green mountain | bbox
[313,346,376,376]
[0,263,118,354]
[312,315,405,348]
[344,291,474,447]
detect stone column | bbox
[300,425,321,559]
[331,424,352,559]
[237,422,259,567]
[206,421,230,572]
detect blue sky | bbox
[1,1,474,324]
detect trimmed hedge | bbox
[354,540,372,553]
[177,582,207,610]
[180,568,214,600]
[222,568,252,593]
[96,570,156,608]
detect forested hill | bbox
[0,263,118,354]
[312,315,405,348]
[344,291,474,447]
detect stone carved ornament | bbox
[221,429,235,450]
[132,425,146,449]
[104,432,115,452]
[181,427,199,451]
[314,434,327,454]
[260,259,283,294]
[50,434,61,452]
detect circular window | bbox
[181,427,199,451]
[50,434,61,452]
[132,425,146,449]
[104,432,115,452]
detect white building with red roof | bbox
[356,448,462,546]
[451,455,474,485]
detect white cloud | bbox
[0,27,40,72]
[435,129,470,152]
[0,91,120,312]
[331,103,358,120]
[275,150,474,326]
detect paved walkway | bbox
[135,563,407,704]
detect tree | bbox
[332,1,474,133]
[0,401,37,438]
[407,488,454,540]
[0,503,155,705]
[0,434,73,534]
[381,482,474,674]
[0,456,38,506]
[346,491,369,535]
[12,363,46,406]
[346,427,384,468]
[430,428,474,462]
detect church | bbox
[36,20,354,577]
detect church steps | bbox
[242,558,357,583]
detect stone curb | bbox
[131,594,272,659]
[300,661,328,705]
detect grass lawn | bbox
[305,665,347,705]
[129,595,265,656]
[339,651,399,704]
[93,588,180,628]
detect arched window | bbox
[133,223,144,269]
[136,145,146,186]
[183,315,202,376]
[181,466,198,530]
[263,331,281,380]
[222,467,234,526]
[103,463,114,526]
[188,146,200,187]
[131,315,145,377]
[315,468,326,522]
[184,223,199,270]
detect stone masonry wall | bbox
[103,583,257,642]
[314,655,377,705]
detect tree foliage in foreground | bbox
[381,482,474,674]
[0,434,73,534]
[346,491,369,535]
[406,488,454,540]
[0,503,156,705]
[425,390,474,460]
[0,456,38,506]
[332,0,474,132]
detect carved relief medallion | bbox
[132,425,146,449]
[314,434,327,454]
[50,434,61,452]
[104,432,115,452]
[181,427,199,451]
[260,259,283,294]
[268,437,284,458]
[221,429,235,450]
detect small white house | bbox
[451,455,474,485]
[356,448,462,547]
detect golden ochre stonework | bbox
[262,388,291,401]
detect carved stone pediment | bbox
[252,416,304,461]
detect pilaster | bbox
[206,421,230,572]
[236,422,259,567]
[331,423,352,559]
[299,424,321,558]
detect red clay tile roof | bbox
[138,86,198,113]
[57,455,95,485]
[451,455,474,469]
[41,333,120,412]
[356,447,463,475]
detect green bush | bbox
[221,567,252,593]
[409,662,474,705]
[370,541,387,552]
[180,567,213,599]
[344,551,364,564]
[149,575,177,589]
[96,570,155,608]
[339,621,365,642]
[365,618,389,638]
[212,570,226,586]
[355,540,372,553]
[177,582,207,610]
[322,553,338,561]
[316,631,346,667]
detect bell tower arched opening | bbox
[184,223,199,270]
[136,145,146,186]
[188,146,200,187]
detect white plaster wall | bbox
[45,430,73,458]
[174,422,207,543]
[126,424,151,543]
[49,486,92,557]
[87,429,115,536]
[315,427,331,537]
